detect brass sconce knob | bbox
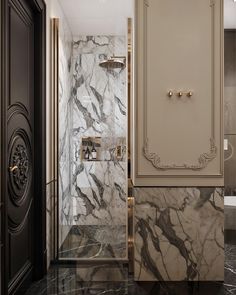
[187,91,193,97]
[168,91,173,97]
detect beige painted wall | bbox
[132,0,224,186]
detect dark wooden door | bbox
[1,0,46,293]
[7,0,35,293]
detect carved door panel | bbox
[7,0,35,293]
[132,0,224,186]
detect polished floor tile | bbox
[25,244,236,295]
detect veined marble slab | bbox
[59,36,127,259]
[59,225,126,259]
[71,161,127,226]
[134,187,224,281]
[58,19,74,230]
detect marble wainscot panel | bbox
[58,19,74,245]
[134,187,224,281]
[61,36,127,259]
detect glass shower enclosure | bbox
[52,18,128,261]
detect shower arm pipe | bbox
[111,54,126,59]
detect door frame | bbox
[0,0,47,293]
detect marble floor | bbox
[25,241,236,295]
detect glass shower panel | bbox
[56,18,74,256]
[224,27,236,196]
[224,0,236,244]
[58,35,128,259]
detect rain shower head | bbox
[99,55,126,69]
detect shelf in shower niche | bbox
[82,159,101,162]
[82,159,126,162]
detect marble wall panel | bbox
[58,19,73,244]
[70,37,127,222]
[71,36,127,138]
[71,161,127,226]
[59,225,126,259]
[134,187,224,281]
[59,36,127,259]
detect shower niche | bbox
[80,137,101,161]
[79,137,126,162]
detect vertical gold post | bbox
[51,18,59,261]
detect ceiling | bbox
[58,0,134,36]
[59,0,236,35]
[225,0,236,29]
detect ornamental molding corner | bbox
[143,138,217,171]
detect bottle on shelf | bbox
[82,146,86,159]
[88,140,93,160]
[89,150,92,161]
[84,146,90,160]
[91,143,97,160]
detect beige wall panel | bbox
[132,0,224,186]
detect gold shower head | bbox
[99,55,126,69]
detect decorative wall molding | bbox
[143,138,217,170]
[141,0,217,171]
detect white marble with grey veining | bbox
[71,36,127,138]
[134,187,224,281]
[59,36,127,259]
[70,161,127,226]
[58,19,74,244]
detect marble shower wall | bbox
[60,36,127,259]
[58,19,73,246]
[134,187,224,281]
